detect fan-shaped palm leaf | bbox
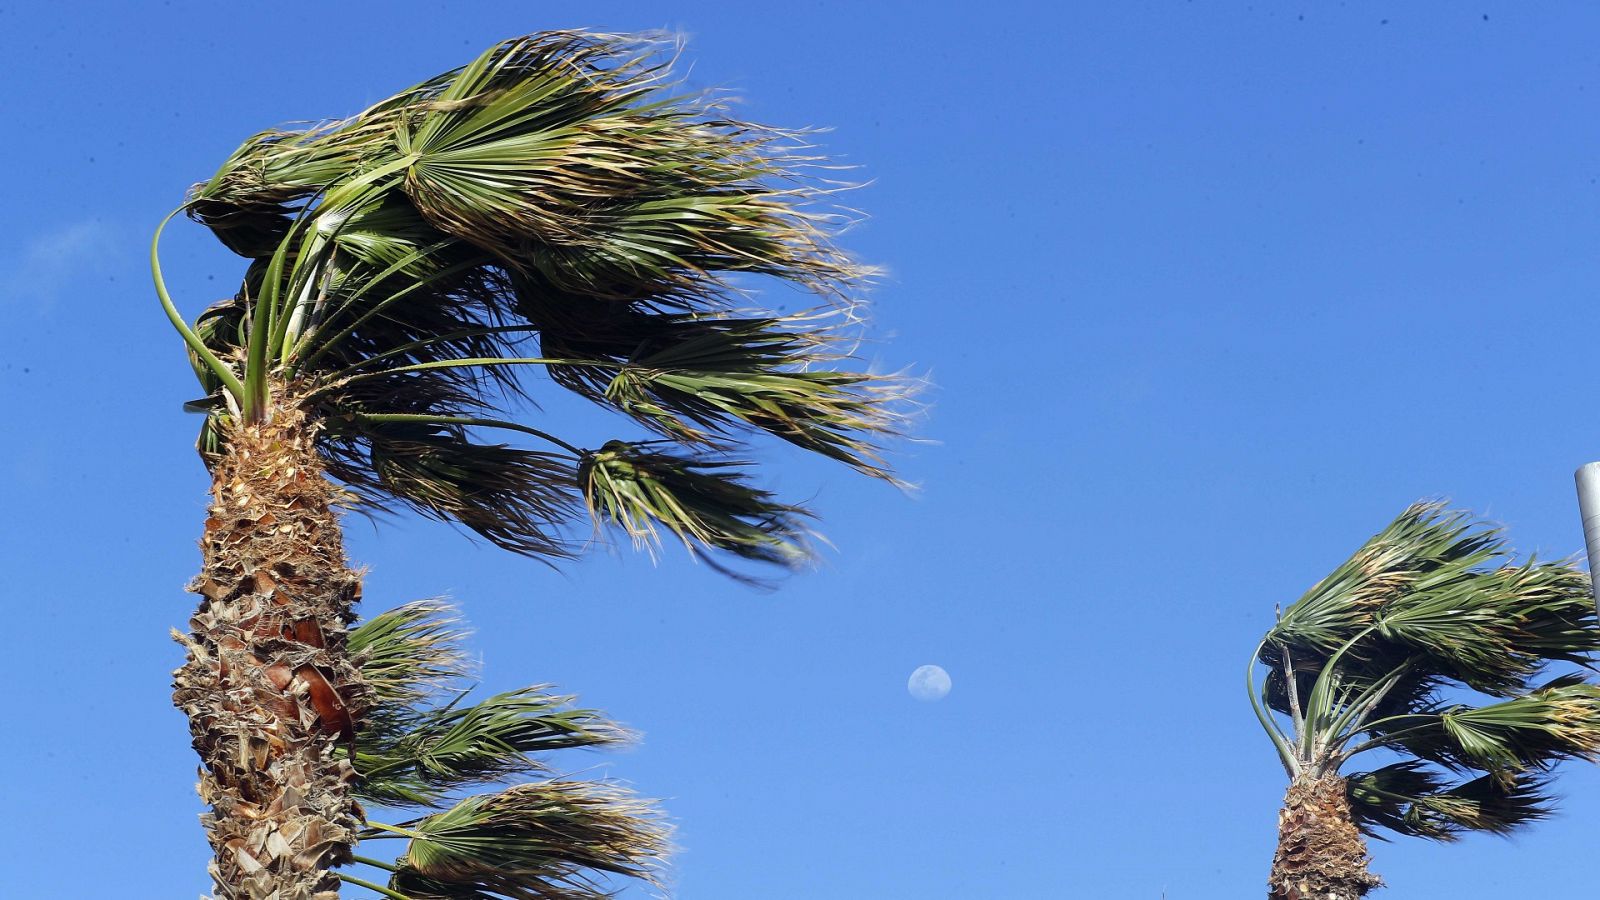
[356,688,629,808]
[372,781,668,900]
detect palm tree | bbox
[1248,503,1600,899]
[156,32,909,898]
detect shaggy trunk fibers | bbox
[1268,774,1382,900]
[173,402,368,899]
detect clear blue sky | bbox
[2,2,1599,897]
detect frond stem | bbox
[350,854,401,873]
[1248,640,1301,778]
[323,324,544,379]
[337,872,412,900]
[1338,715,1444,762]
[1299,625,1377,760]
[290,247,477,370]
[314,357,583,398]
[1321,660,1415,766]
[277,170,417,363]
[352,413,583,455]
[1284,645,1304,737]
[243,205,315,421]
[152,206,246,402]
[361,821,423,840]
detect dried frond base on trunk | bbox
[173,403,369,899]
[1269,775,1382,900]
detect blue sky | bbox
[3,1,1600,897]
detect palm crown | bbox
[158,31,909,574]
[1250,502,1600,840]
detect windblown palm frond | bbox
[1249,502,1600,842]
[355,685,630,809]
[349,600,470,708]
[382,781,668,900]
[343,602,664,898]
[159,30,913,577]
[1345,762,1554,840]
[581,440,812,574]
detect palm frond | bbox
[580,440,813,574]
[394,33,863,300]
[598,312,910,478]
[322,418,582,560]
[378,781,669,900]
[1348,679,1600,776]
[1267,503,1502,662]
[357,688,630,808]
[1345,760,1455,838]
[1401,771,1555,838]
[350,600,471,708]
[1347,761,1553,840]
[1263,503,1598,696]
[1434,678,1600,770]
[1373,560,1596,694]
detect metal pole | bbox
[1575,462,1600,614]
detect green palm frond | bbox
[374,781,669,900]
[1434,678,1600,770]
[1347,762,1553,840]
[1261,502,1599,701]
[324,419,583,560]
[1372,561,1593,694]
[162,30,911,575]
[580,440,813,574]
[1248,502,1600,843]
[350,601,471,708]
[1345,760,1454,838]
[357,688,629,808]
[1399,772,1555,838]
[392,34,859,299]
[599,312,908,477]
[1268,504,1507,663]
[348,601,631,808]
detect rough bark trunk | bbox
[1268,774,1382,900]
[172,402,369,899]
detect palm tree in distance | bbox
[157,32,910,898]
[1249,503,1600,899]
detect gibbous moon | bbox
[907,664,952,701]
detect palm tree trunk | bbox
[172,399,369,899]
[1268,774,1382,900]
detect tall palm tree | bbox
[1248,503,1600,899]
[156,32,909,898]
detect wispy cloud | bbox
[0,219,123,313]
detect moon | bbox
[907,665,951,701]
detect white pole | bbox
[1575,462,1600,614]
